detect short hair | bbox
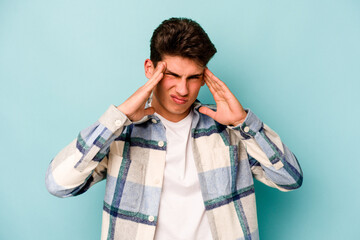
[150,17,217,67]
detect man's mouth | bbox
[171,95,188,104]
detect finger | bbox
[148,72,164,88]
[204,73,225,100]
[152,61,166,79]
[199,106,217,120]
[203,69,219,93]
[205,68,224,86]
[204,75,216,92]
[204,69,235,100]
[145,62,166,89]
[147,64,164,86]
[204,80,226,104]
[205,68,229,92]
[204,69,224,94]
[154,61,166,76]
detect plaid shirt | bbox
[46,100,303,240]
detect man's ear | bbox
[144,59,154,79]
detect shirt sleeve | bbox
[228,109,303,192]
[45,105,131,198]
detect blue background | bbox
[0,0,359,239]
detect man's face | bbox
[150,55,205,122]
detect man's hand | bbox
[117,62,166,122]
[199,68,247,126]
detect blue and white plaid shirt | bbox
[46,100,303,240]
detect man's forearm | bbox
[229,110,303,191]
[45,105,130,197]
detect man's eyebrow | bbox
[165,69,204,78]
[165,69,180,77]
[189,73,204,78]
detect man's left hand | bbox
[199,68,247,126]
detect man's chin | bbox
[169,104,192,114]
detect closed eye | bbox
[165,73,179,77]
[165,71,203,80]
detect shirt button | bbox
[115,120,122,127]
[158,141,164,147]
[151,119,157,124]
[148,215,155,222]
[244,126,250,133]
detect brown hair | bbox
[150,17,217,67]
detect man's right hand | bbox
[117,61,166,122]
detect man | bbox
[46,17,303,240]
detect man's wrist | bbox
[231,111,248,126]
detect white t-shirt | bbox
[154,111,213,240]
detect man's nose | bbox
[175,78,189,96]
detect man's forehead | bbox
[165,67,204,75]
[162,55,205,76]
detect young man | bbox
[46,18,303,240]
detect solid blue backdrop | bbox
[0,0,359,239]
